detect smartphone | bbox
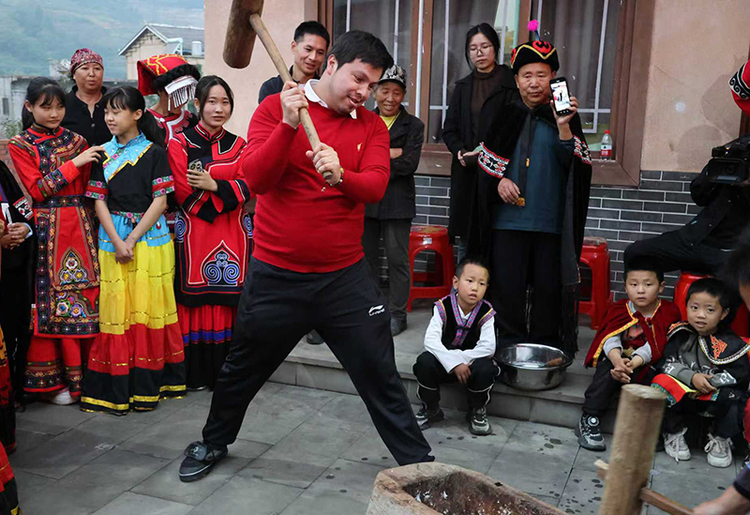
[550,77,573,116]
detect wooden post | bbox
[598,384,667,515]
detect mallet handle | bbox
[249,13,332,181]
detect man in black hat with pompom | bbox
[467,25,592,358]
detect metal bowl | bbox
[496,344,573,391]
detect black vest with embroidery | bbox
[436,294,495,351]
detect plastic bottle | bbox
[600,130,613,160]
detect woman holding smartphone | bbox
[441,23,515,261]
[166,76,251,391]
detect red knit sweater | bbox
[243,93,390,272]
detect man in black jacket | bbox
[257,21,329,105]
[624,154,750,275]
[364,65,425,336]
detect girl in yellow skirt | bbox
[81,86,186,415]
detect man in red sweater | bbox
[179,30,434,483]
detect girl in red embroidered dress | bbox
[167,76,251,389]
[8,77,104,405]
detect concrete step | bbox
[269,312,616,432]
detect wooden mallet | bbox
[223,0,332,181]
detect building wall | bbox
[204,0,318,136]
[124,34,169,80]
[640,0,750,173]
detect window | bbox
[322,0,654,184]
[532,0,619,150]
[1,98,7,116]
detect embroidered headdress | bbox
[510,20,559,74]
[137,54,200,110]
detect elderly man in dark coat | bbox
[363,65,424,336]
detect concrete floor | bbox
[10,382,744,514]
[9,304,741,514]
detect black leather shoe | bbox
[179,441,228,483]
[306,330,324,345]
[390,318,407,337]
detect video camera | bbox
[706,133,750,184]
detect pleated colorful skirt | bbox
[81,214,186,415]
[178,304,236,389]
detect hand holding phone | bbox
[550,77,573,116]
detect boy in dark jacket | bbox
[652,278,750,468]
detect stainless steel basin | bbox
[497,344,573,391]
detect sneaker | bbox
[179,441,228,482]
[306,330,324,345]
[576,414,606,451]
[468,407,492,436]
[663,428,691,462]
[705,433,733,468]
[415,405,444,430]
[41,387,78,406]
[390,319,407,337]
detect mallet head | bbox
[223,0,265,69]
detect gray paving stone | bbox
[93,492,192,515]
[306,393,374,433]
[125,397,188,426]
[11,470,54,502]
[573,433,613,472]
[557,467,604,515]
[264,419,364,463]
[17,402,95,430]
[650,464,731,511]
[652,448,738,486]
[11,427,122,479]
[13,429,54,454]
[341,429,399,469]
[118,420,208,460]
[502,421,580,464]
[234,386,338,445]
[19,450,169,515]
[488,448,572,499]
[419,409,517,456]
[238,455,330,489]
[132,455,252,506]
[74,412,152,442]
[279,458,385,515]
[189,476,303,515]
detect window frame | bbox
[318,0,655,185]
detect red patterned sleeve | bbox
[8,136,84,202]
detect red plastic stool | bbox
[407,225,455,312]
[673,271,750,337]
[578,236,613,329]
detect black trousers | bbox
[202,257,432,465]
[362,218,411,323]
[0,266,32,398]
[624,230,730,275]
[662,391,744,439]
[491,230,562,349]
[583,358,656,417]
[413,352,499,410]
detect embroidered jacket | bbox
[657,322,750,391]
[85,134,174,214]
[423,292,496,373]
[584,298,682,375]
[167,123,251,306]
[8,125,100,337]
